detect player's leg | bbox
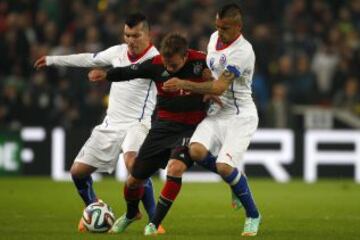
[109,174,146,234]
[188,117,220,173]
[72,124,120,206]
[110,161,162,234]
[122,122,157,222]
[190,142,217,173]
[73,124,122,232]
[145,155,192,236]
[70,161,99,233]
[190,142,242,209]
[124,151,156,221]
[145,158,188,236]
[124,174,146,220]
[144,131,194,236]
[189,117,242,210]
[124,151,165,234]
[110,129,165,234]
[216,116,261,236]
[70,162,97,206]
[217,163,259,217]
[217,163,260,236]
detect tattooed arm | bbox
[162,69,236,95]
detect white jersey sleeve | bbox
[46,45,125,67]
[46,43,159,125]
[226,43,255,95]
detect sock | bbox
[222,168,259,218]
[141,178,156,221]
[196,153,217,173]
[72,175,97,206]
[124,184,144,219]
[151,175,182,227]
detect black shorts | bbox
[131,120,196,179]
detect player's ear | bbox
[238,23,242,32]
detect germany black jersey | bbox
[107,49,208,125]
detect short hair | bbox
[160,33,188,58]
[218,3,242,25]
[125,12,150,31]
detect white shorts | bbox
[190,114,258,167]
[75,118,150,173]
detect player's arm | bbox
[200,68,223,106]
[88,58,156,82]
[33,47,117,69]
[163,67,238,95]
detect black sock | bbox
[151,196,173,227]
[151,176,182,227]
[124,185,144,219]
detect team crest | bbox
[161,70,170,77]
[193,62,203,75]
[219,54,227,66]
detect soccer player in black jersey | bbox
[89,33,213,235]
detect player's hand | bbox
[162,77,185,92]
[88,69,107,82]
[203,94,223,107]
[33,56,47,70]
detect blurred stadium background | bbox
[0,0,360,239]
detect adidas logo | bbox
[161,71,170,77]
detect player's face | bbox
[162,53,188,73]
[124,23,150,56]
[215,16,241,44]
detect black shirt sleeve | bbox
[106,58,157,82]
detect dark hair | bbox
[160,33,188,58]
[125,12,150,31]
[218,3,242,24]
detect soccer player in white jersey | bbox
[163,4,261,236]
[34,13,165,234]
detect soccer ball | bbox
[82,201,116,232]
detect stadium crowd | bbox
[0,0,359,130]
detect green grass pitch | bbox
[0,177,359,240]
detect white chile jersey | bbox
[206,31,257,117]
[46,44,159,124]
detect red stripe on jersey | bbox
[157,109,206,125]
[127,43,154,63]
[187,49,206,60]
[151,55,163,65]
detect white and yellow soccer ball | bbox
[82,201,115,232]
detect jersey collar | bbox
[127,43,153,63]
[216,34,241,51]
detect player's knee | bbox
[70,163,85,178]
[167,160,187,177]
[70,162,95,178]
[189,143,208,161]
[216,162,234,177]
[70,164,79,177]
